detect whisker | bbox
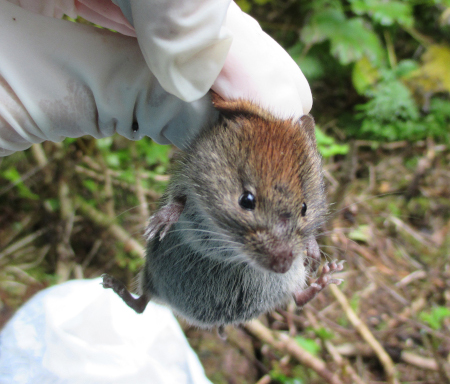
[328,192,402,218]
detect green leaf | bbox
[311,326,335,340]
[105,153,121,168]
[352,56,381,94]
[416,45,450,93]
[356,78,420,122]
[302,8,347,46]
[294,336,321,356]
[302,9,385,65]
[293,54,326,81]
[270,370,304,384]
[82,179,99,192]
[315,128,349,158]
[432,0,450,6]
[236,0,251,12]
[394,59,419,78]
[1,168,39,200]
[44,198,60,212]
[420,306,450,330]
[350,0,414,27]
[348,224,371,242]
[96,137,114,150]
[388,202,401,217]
[330,18,384,65]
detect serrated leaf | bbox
[356,79,420,121]
[350,0,414,27]
[302,10,384,65]
[301,8,346,45]
[330,18,385,65]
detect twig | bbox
[13,244,51,270]
[0,215,33,250]
[104,167,115,218]
[255,375,271,384]
[56,180,76,283]
[401,351,438,371]
[245,319,343,384]
[305,310,366,384]
[388,215,435,248]
[336,343,439,371]
[75,197,145,258]
[31,143,48,167]
[81,239,103,270]
[0,228,48,261]
[135,167,150,224]
[75,165,160,200]
[396,270,427,287]
[423,333,450,383]
[329,284,399,384]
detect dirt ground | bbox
[1,137,449,384]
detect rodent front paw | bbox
[314,260,345,289]
[293,259,345,307]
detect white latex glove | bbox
[0,0,312,156]
[0,279,212,384]
[118,0,312,118]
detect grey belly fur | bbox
[142,223,307,328]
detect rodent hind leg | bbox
[144,201,185,241]
[101,274,150,314]
[293,260,345,307]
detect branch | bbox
[245,319,343,384]
[75,197,145,259]
[329,284,399,384]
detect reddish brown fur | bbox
[173,93,326,272]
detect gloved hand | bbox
[0,0,312,156]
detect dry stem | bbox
[245,319,343,384]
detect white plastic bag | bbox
[0,278,212,384]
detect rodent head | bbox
[180,93,326,274]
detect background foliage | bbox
[238,0,450,144]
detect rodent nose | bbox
[269,249,294,274]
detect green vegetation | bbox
[240,0,450,143]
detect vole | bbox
[102,93,344,330]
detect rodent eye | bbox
[301,202,307,217]
[239,191,256,211]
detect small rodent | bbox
[102,92,344,331]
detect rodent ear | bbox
[299,114,317,145]
[210,90,266,120]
